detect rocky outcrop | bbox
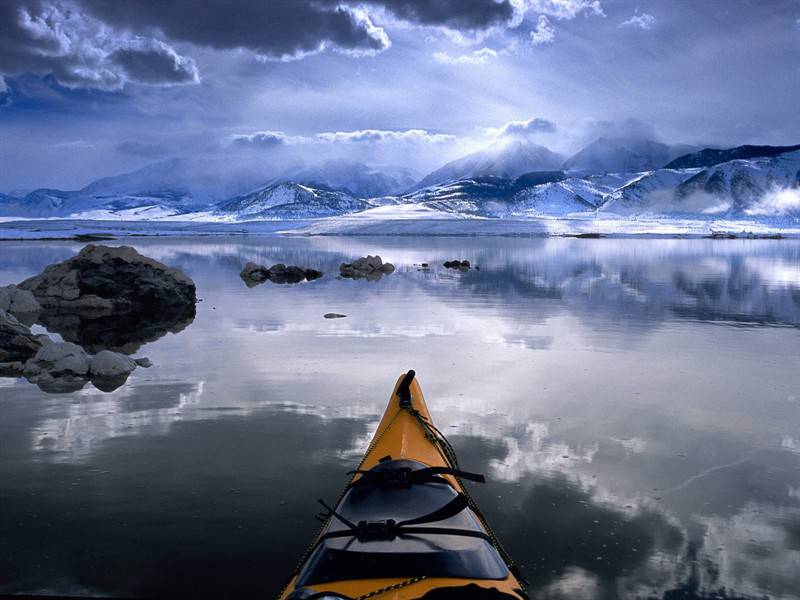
[88,350,138,392]
[17,245,196,354]
[0,309,42,363]
[339,255,396,280]
[443,260,471,270]
[19,244,196,314]
[240,262,324,286]
[0,285,41,324]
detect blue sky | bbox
[1,0,799,192]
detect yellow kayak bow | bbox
[278,370,527,600]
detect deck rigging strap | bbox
[347,465,485,487]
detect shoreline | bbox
[1,216,800,241]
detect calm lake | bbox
[1,236,799,599]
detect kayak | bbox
[278,370,527,600]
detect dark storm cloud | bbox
[365,0,515,30]
[0,0,199,89]
[77,0,390,60]
[109,40,199,85]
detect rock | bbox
[22,341,92,393]
[324,313,347,319]
[305,269,324,281]
[19,244,196,315]
[0,285,42,321]
[23,342,91,380]
[240,262,324,285]
[339,255,396,280]
[134,357,153,368]
[0,361,24,376]
[240,262,270,286]
[443,260,471,270]
[90,350,137,379]
[0,309,42,362]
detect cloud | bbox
[481,117,558,138]
[314,128,458,145]
[109,39,199,85]
[581,117,658,141]
[530,15,556,44]
[53,140,95,150]
[745,187,800,217]
[0,0,200,89]
[231,128,457,150]
[619,12,656,30]
[230,131,293,149]
[520,0,605,20]
[432,47,499,65]
[366,0,515,31]
[78,0,390,61]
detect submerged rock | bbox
[19,244,196,314]
[339,255,396,280]
[0,309,42,363]
[240,262,324,286]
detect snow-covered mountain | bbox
[414,141,564,190]
[508,176,618,216]
[215,182,370,220]
[272,159,417,198]
[563,137,694,174]
[600,151,800,217]
[666,144,800,169]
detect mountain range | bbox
[1,138,799,222]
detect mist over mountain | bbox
[270,159,417,198]
[562,137,698,174]
[414,141,564,191]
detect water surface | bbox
[1,237,799,599]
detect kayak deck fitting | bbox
[278,370,527,600]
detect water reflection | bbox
[0,237,799,599]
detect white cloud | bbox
[514,0,605,21]
[432,47,499,65]
[232,128,457,149]
[745,188,800,217]
[480,116,557,138]
[0,76,7,94]
[314,128,457,144]
[619,12,656,30]
[530,14,556,44]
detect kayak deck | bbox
[278,371,526,600]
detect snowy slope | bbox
[600,169,703,215]
[675,150,800,215]
[508,177,612,216]
[414,140,563,190]
[666,144,800,169]
[215,182,370,220]
[273,159,417,198]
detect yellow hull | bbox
[278,372,526,600]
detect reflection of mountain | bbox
[36,303,196,354]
